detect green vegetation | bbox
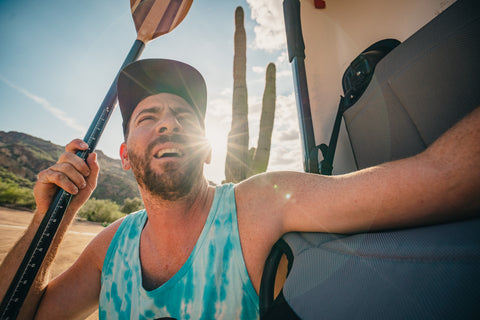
[0,180,36,210]
[78,198,125,224]
[78,197,144,224]
[0,171,144,224]
[121,197,144,214]
[0,168,35,188]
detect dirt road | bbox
[0,206,103,319]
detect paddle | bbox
[0,1,192,318]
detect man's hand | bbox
[34,139,99,214]
[0,139,99,318]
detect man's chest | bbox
[138,236,195,291]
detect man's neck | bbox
[139,177,215,233]
[137,177,216,288]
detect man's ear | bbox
[120,143,131,170]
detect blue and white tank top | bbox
[99,183,259,319]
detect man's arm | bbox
[238,106,480,236]
[34,218,122,319]
[0,139,99,319]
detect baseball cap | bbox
[117,59,207,136]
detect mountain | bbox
[0,131,140,204]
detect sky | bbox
[0,0,304,184]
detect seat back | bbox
[343,0,480,169]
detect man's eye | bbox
[138,116,154,124]
[177,112,195,121]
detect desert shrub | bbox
[78,198,125,223]
[0,168,34,188]
[121,197,144,214]
[0,181,36,210]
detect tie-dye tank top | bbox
[99,183,259,319]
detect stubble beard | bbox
[128,142,204,202]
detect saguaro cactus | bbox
[249,63,276,177]
[225,6,249,183]
[225,6,276,183]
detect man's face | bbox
[120,93,210,200]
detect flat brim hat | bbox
[117,59,207,136]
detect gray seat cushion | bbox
[282,218,480,319]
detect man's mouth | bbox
[153,148,184,159]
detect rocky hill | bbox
[0,131,140,204]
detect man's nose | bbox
[156,112,182,134]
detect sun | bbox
[204,124,229,184]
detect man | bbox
[1,59,479,319]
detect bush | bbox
[121,197,144,214]
[0,181,36,210]
[0,168,35,188]
[78,198,125,224]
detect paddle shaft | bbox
[0,39,145,320]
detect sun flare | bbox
[205,124,229,184]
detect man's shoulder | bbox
[235,171,299,197]
[234,170,311,218]
[85,216,127,270]
[234,172,280,212]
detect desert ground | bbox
[0,206,103,319]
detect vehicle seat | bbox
[261,0,480,318]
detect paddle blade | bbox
[131,0,193,42]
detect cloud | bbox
[246,0,286,52]
[220,87,233,96]
[0,75,86,134]
[206,94,232,128]
[268,93,303,171]
[278,128,299,141]
[252,66,265,74]
[277,69,292,79]
[269,142,303,171]
[274,93,298,123]
[276,51,288,64]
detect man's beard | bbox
[128,135,204,201]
